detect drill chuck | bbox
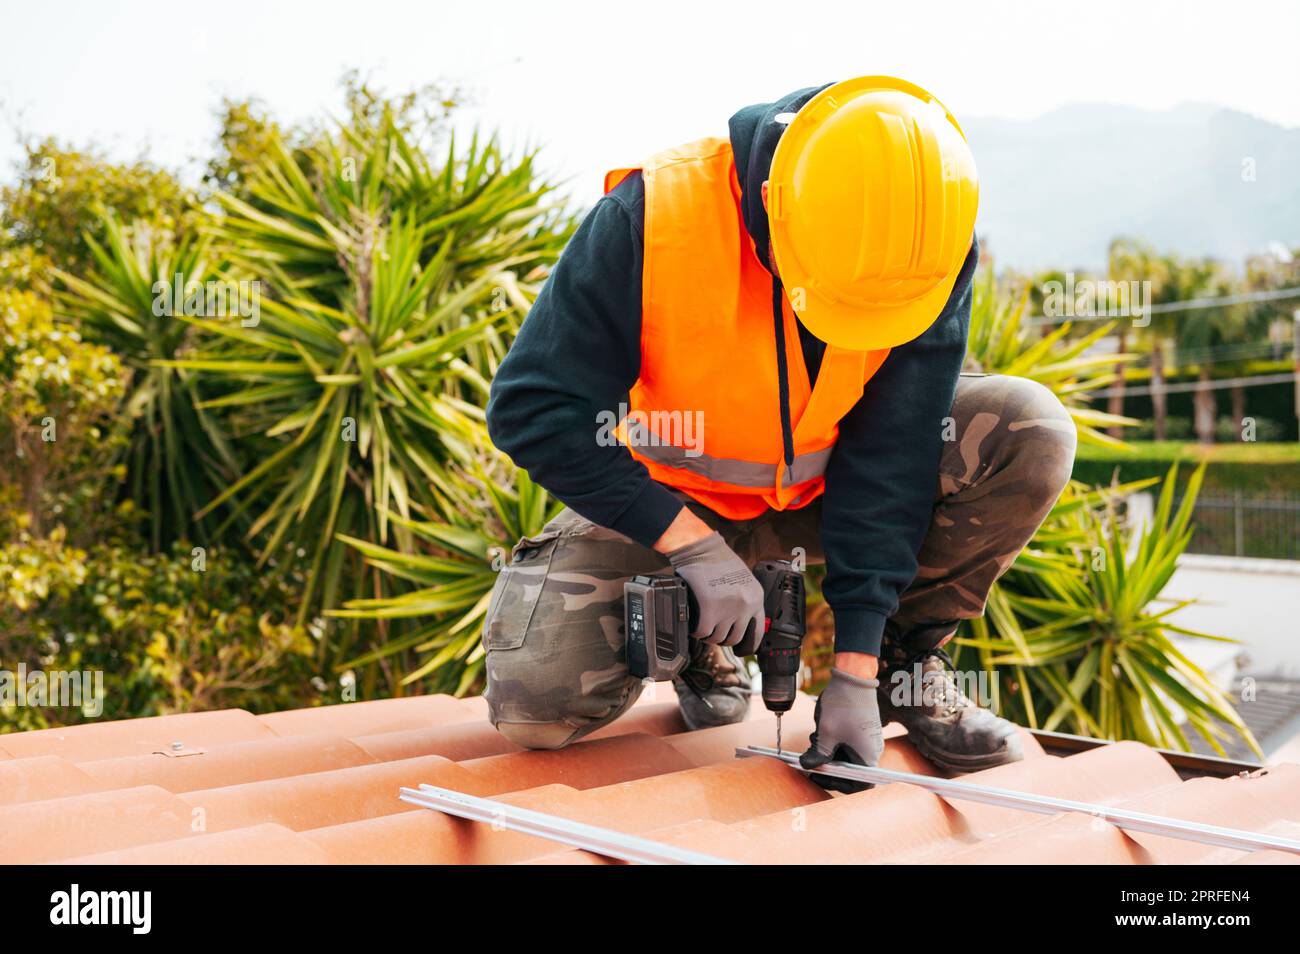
[759,646,802,712]
[762,677,799,712]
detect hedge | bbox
[1072,441,1300,495]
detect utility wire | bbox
[1029,285,1300,327]
[1090,371,1297,399]
[1145,286,1300,314]
[1127,339,1295,367]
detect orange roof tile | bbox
[0,691,1295,865]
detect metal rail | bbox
[1025,727,1265,779]
[737,746,1300,856]
[399,784,737,865]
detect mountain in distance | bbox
[962,102,1300,272]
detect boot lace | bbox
[902,646,973,715]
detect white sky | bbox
[3,0,1299,199]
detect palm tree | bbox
[1110,244,1267,446]
[1163,258,1252,445]
[1105,238,1168,439]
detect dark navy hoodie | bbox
[487,84,978,657]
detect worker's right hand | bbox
[800,668,884,793]
[666,531,765,647]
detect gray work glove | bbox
[667,531,764,647]
[800,668,884,793]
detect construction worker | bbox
[484,77,1077,779]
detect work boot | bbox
[673,640,751,730]
[878,642,1024,773]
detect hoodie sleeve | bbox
[486,174,685,548]
[819,235,979,657]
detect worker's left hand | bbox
[665,531,765,647]
[800,668,883,793]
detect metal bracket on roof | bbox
[153,741,206,758]
[737,746,1300,856]
[399,784,739,865]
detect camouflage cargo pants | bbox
[483,374,1078,749]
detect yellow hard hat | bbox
[767,76,979,351]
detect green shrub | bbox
[0,288,126,539]
[0,525,88,616]
[0,541,319,731]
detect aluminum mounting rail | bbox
[737,746,1300,855]
[399,784,738,865]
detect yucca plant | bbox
[53,215,241,548]
[327,467,560,694]
[967,267,1137,448]
[160,107,571,686]
[955,463,1259,757]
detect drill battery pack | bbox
[623,574,692,682]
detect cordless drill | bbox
[624,560,806,750]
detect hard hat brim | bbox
[792,261,967,351]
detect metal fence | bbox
[1178,493,1300,561]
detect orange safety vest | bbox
[605,137,891,521]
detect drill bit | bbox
[775,712,783,757]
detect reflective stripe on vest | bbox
[625,419,833,488]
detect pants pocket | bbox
[482,529,561,651]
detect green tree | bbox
[1104,238,1164,439]
[203,73,462,201]
[1,139,194,277]
[1107,241,1274,445]
[204,98,286,200]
